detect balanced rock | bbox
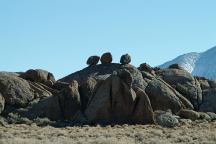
[120,54,131,65]
[100,52,112,64]
[87,56,100,66]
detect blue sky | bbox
[0,0,216,79]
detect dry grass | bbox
[0,121,216,144]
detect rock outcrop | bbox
[100,52,112,64]
[157,68,202,110]
[20,69,55,86]
[87,56,100,66]
[0,72,35,107]
[1,53,216,126]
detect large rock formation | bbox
[58,61,194,124]
[1,53,216,126]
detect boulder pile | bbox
[0,53,216,127]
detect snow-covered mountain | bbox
[160,46,216,80]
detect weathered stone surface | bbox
[79,77,98,111]
[121,64,146,89]
[199,88,216,112]
[24,95,62,120]
[58,80,81,120]
[138,63,155,75]
[153,110,179,128]
[132,86,154,124]
[85,75,154,124]
[113,69,133,88]
[59,64,146,90]
[206,112,216,120]
[168,64,185,70]
[199,112,211,121]
[120,54,131,64]
[100,52,112,64]
[145,78,192,114]
[20,69,55,86]
[28,81,54,98]
[0,93,5,114]
[208,80,216,88]
[53,81,70,91]
[195,76,210,90]
[85,75,134,123]
[3,54,216,125]
[199,80,210,90]
[178,109,200,121]
[87,56,100,66]
[22,81,81,121]
[157,68,202,110]
[0,72,35,107]
[141,71,155,81]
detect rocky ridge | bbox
[0,53,216,127]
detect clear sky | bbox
[0,0,216,79]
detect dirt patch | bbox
[0,121,216,144]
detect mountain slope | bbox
[160,52,200,73]
[160,46,216,80]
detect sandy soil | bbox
[0,121,216,144]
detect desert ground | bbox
[1,120,216,144]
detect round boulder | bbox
[178,109,200,121]
[153,110,179,128]
[120,54,131,65]
[87,56,100,66]
[100,52,112,64]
